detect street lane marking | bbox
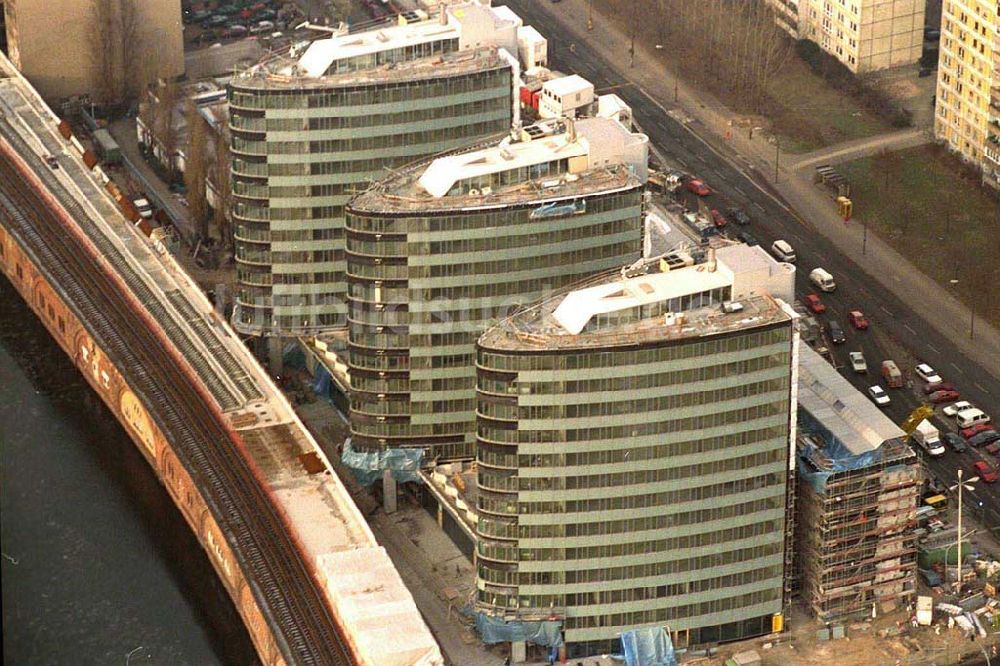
[975,382,991,394]
[904,323,916,335]
[734,186,746,197]
[880,305,892,315]
[753,201,765,212]
[950,363,964,374]
[927,343,939,354]
[676,157,688,168]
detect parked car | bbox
[973,460,998,483]
[737,230,759,246]
[969,430,1000,448]
[915,363,942,384]
[924,27,941,41]
[223,24,248,38]
[923,381,957,395]
[827,321,846,344]
[727,207,751,225]
[849,351,868,374]
[963,423,993,439]
[710,209,727,228]
[686,179,711,196]
[770,239,796,263]
[983,439,1000,455]
[804,294,826,314]
[847,310,869,330]
[944,401,974,417]
[251,20,275,33]
[929,389,961,404]
[202,14,229,27]
[868,385,890,407]
[944,432,967,453]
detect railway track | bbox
[0,156,353,665]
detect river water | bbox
[0,276,256,665]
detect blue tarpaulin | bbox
[797,409,884,493]
[620,626,677,666]
[340,438,423,485]
[313,363,331,397]
[474,613,563,648]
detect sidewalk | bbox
[524,0,1000,378]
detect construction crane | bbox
[900,404,935,436]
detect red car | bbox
[686,179,712,196]
[964,423,994,439]
[847,310,869,330]
[984,441,1000,456]
[973,460,998,483]
[929,390,961,404]
[923,381,957,395]
[710,209,727,228]
[804,294,826,314]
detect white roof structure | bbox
[797,345,906,455]
[543,73,593,98]
[295,1,520,78]
[552,244,795,334]
[417,116,648,197]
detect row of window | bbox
[479,327,791,371]
[348,190,642,234]
[476,472,783,517]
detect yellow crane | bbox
[900,404,935,436]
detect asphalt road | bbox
[501,0,1000,495]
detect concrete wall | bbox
[3,0,183,102]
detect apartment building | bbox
[473,244,799,655]
[344,116,648,465]
[769,0,924,73]
[229,4,524,337]
[3,0,183,101]
[933,0,1000,189]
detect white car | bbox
[943,400,973,417]
[849,351,867,374]
[915,363,942,384]
[868,385,891,407]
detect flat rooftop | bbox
[233,43,508,89]
[797,344,906,455]
[349,117,647,213]
[0,53,442,666]
[480,246,795,352]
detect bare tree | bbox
[184,99,210,241]
[212,127,234,256]
[152,79,181,178]
[89,0,143,107]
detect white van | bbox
[957,408,991,429]
[770,239,796,263]
[132,197,153,219]
[809,267,836,292]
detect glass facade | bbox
[474,322,794,648]
[345,186,645,462]
[229,62,513,335]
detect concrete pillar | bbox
[383,469,397,515]
[267,336,284,375]
[437,503,444,528]
[511,640,526,664]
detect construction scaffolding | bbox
[797,434,921,621]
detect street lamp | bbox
[949,470,980,592]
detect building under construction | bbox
[795,345,921,621]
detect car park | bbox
[973,460,998,483]
[849,351,867,374]
[686,179,711,196]
[944,401,973,417]
[963,423,993,439]
[944,432,967,453]
[969,431,1000,448]
[929,389,961,404]
[868,385,890,407]
[847,310,869,330]
[827,321,846,344]
[804,294,826,314]
[915,363,942,384]
[727,208,751,225]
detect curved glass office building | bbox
[474,245,799,654]
[345,116,649,462]
[229,6,519,335]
